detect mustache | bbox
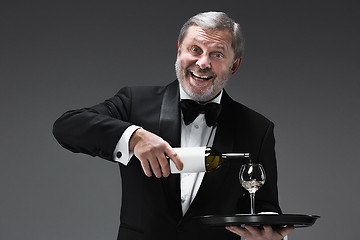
[187,66,215,75]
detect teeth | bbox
[192,72,212,80]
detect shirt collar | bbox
[179,82,223,104]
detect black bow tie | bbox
[180,99,222,127]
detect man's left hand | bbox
[226,225,294,240]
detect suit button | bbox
[116,151,122,158]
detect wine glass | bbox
[239,163,266,214]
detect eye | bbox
[212,53,224,59]
[190,46,202,54]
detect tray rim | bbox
[196,213,320,228]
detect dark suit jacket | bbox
[53,80,281,240]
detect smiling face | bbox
[176,26,241,102]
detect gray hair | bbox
[178,11,245,59]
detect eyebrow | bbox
[192,38,227,52]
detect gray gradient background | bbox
[1,0,359,239]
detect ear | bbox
[231,57,242,75]
[177,42,181,57]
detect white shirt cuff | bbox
[113,125,141,165]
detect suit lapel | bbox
[159,80,183,222]
[212,90,235,154]
[159,80,181,148]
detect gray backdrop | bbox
[1,0,359,239]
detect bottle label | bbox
[170,147,206,173]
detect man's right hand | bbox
[129,128,183,178]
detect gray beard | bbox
[175,57,231,102]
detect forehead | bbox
[182,26,233,52]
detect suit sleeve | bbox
[255,121,282,213]
[52,87,133,161]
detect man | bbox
[53,11,293,240]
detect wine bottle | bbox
[169,147,250,173]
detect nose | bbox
[196,55,211,69]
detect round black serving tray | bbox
[196,214,320,228]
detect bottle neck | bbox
[222,153,250,159]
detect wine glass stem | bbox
[250,193,255,214]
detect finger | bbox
[166,149,183,171]
[263,225,273,235]
[279,225,295,238]
[147,155,162,178]
[244,224,261,235]
[225,225,248,237]
[139,157,152,177]
[157,153,170,177]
